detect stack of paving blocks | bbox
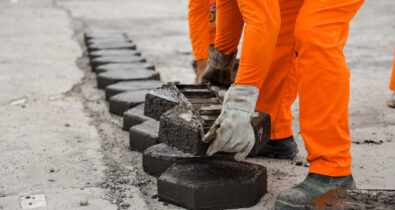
[141,83,271,209]
[84,29,270,209]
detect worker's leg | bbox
[199,0,244,87]
[234,0,281,89]
[275,0,364,208]
[188,0,211,61]
[255,0,304,140]
[208,0,217,45]
[389,50,395,91]
[294,0,364,177]
[188,0,212,84]
[388,49,395,108]
[214,0,244,55]
[255,0,304,159]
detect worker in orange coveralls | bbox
[388,50,395,108]
[199,0,365,209]
[188,0,217,84]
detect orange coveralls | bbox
[389,50,395,91]
[188,0,217,61]
[215,0,364,176]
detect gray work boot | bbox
[275,173,356,210]
[387,92,395,108]
[199,45,236,87]
[258,136,298,159]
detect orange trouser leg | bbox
[214,0,244,55]
[389,49,395,91]
[255,0,304,140]
[188,0,213,60]
[294,0,364,176]
[234,0,281,89]
[208,0,217,45]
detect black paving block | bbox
[97,69,160,89]
[87,38,130,46]
[95,63,155,73]
[105,80,164,100]
[157,158,267,209]
[88,42,137,52]
[142,143,194,177]
[159,105,270,156]
[109,90,149,115]
[144,84,220,120]
[123,104,152,131]
[144,85,180,120]
[90,55,146,69]
[129,120,160,152]
[159,106,208,156]
[306,189,395,210]
[89,49,141,59]
[84,30,126,42]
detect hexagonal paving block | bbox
[105,80,164,100]
[159,105,270,156]
[90,55,146,69]
[89,49,141,59]
[88,42,136,52]
[129,120,160,152]
[158,158,267,209]
[142,143,194,177]
[306,189,395,210]
[109,90,149,115]
[144,85,180,120]
[84,30,126,42]
[95,63,155,73]
[122,104,152,131]
[97,69,160,89]
[87,37,130,46]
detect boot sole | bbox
[274,200,305,210]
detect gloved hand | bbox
[199,45,236,87]
[202,85,259,161]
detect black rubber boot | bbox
[275,173,357,210]
[258,136,298,159]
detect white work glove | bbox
[202,85,259,161]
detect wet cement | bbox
[157,158,267,209]
[97,69,160,89]
[105,80,163,100]
[95,63,155,73]
[129,120,160,152]
[90,55,146,69]
[142,143,194,177]
[89,49,141,59]
[306,189,395,210]
[122,104,151,131]
[109,90,149,115]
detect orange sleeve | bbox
[188,0,211,60]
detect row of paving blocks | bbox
[84,30,394,209]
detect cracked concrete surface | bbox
[0,0,394,209]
